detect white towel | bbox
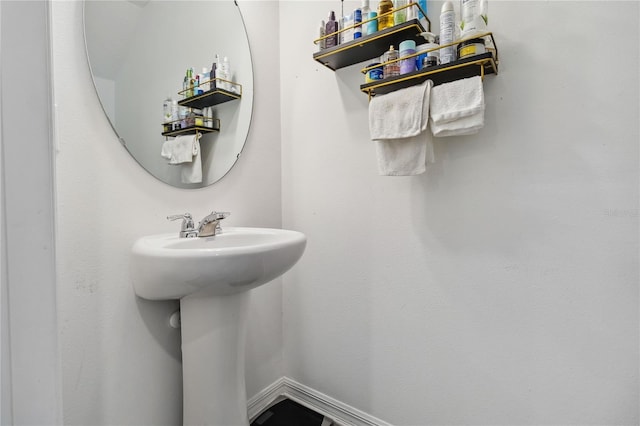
[429,110,484,137]
[160,134,203,184]
[161,135,198,164]
[429,75,484,124]
[180,141,202,184]
[369,81,434,176]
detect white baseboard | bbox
[247,377,392,426]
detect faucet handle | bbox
[212,212,230,220]
[197,211,230,237]
[167,213,197,237]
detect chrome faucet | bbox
[167,211,230,238]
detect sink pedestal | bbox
[180,291,251,426]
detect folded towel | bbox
[161,135,199,164]
[430,75,484,124]
[430,109,484,137]
[369,80,432,140]
[369,81,433,176]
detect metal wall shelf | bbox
[313,21,499,99]
[161,122,220,138]
[361,51,497,97]
[178,86,241,110]
[313,18,428,71]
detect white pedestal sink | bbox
[130,227,306,426]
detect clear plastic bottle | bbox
[361,0,371,35]
[163,97,173,123]
[377,0,393,30]
[382,45,400,78]
[393,0,407,25]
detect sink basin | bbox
[131,227,307,300]
[130,226,306,425]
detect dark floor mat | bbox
[251,399,325,426]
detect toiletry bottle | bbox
[163,97,173,123]
[353,8,362,39]
[318,20,326,50]
[325,11,339,48]
[194,74,202,96]
[170,100,178,126]
[439,1,456,64]
[200,68,209,91]
[382,45,400,78]
[406,0,417,21]
[460,0,477,37]
[417,0,427,19]
[366,11,378,35]
[377,0,393,30]
[342,12,353,44]
[393,0,407,25]
[361,0,371,35]
[210,54,219,91]
[183,70,189,98]
[219,56,230,91]
[187,68,195,97]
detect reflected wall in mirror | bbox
[84,0,254,188]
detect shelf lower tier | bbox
[360,52,498,97]
[162,124,220,138]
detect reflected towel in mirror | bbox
[161,134,203,184]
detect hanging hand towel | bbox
[161,134,198,164]
[180,139,202,184]
[160,134,203,184]
[369,80,434,176]
[429,75,484,124]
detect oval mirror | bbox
[83,0,254,188]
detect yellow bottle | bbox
[377,0,394,30]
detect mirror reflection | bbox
[84,0,254,188]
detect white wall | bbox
[1,1,61,424]
[281,1,639,425]
[51,1,281,424]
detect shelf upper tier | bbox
[178,87,241,110]
[313,19,428,71]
